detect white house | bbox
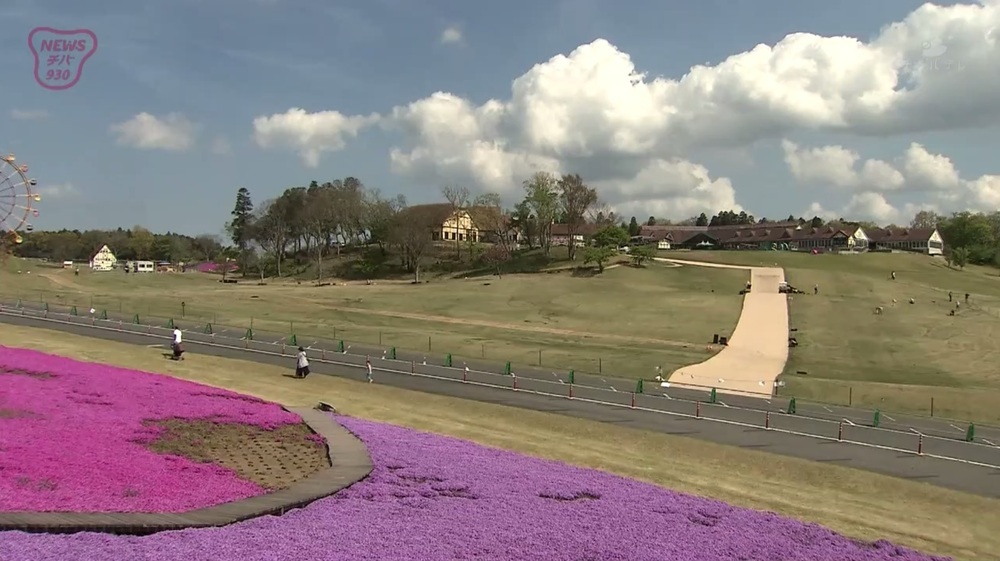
[89,245,117,271]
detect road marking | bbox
[843,418,856,426]
[822,406,833,412]
[610,386,618,392]
[662,393,672,400]
[558,380,565,384]
[883,414,896,422]
[718,401,729,407]
[950,423,962,431]
[764,399,771,405]
[601,378,608,384]
[909,428,922,435]
[983,439,997,447]
[145,344,165,348]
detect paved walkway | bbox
[656,258,789,396]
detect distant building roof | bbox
[866,227,937,243]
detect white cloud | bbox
[252,108,379,167]
[37,183,79,200]
[211,137,232,155]
[253,1,1000,218]
[10,109,48,120]
[440,26,463,44]
[110,113,197,151]
[793,140,996,222]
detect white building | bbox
[89,245,117,271]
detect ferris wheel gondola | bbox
[0,154,41,244]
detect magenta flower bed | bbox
[0,347,301,513]
[0,416,949,561]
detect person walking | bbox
[890,271,896,280]
[366,358,373,383]
[295,346,310,378]
[813,284,819,295]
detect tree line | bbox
[910,210,1000,268]
[9,227,223,264]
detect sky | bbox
[2,0,1000,237]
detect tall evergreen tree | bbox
[228,187,254,274]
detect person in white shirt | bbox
[171,328,184,360]
[366,358,373,383]
[295,347,310,378]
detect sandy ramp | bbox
[657,259,789,397]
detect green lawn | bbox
[0,257,747,379]
[671,250,1000,422]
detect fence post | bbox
[838,421,843,441]
[569,384,573,399]
[765,411,770,429]
[512,375,518,391]
[695,401,701,418]
[917,433,924,455]
[599,357,602,373]
[428,336,432,352]
[930,397,935,417]
[537,349,542,365]
[873,409,881,428]
[848,386,853,407]
[631,393,636,408]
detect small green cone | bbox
[204,323,213,334]
[445,353,453,367]
[70,306,78,316]
[288,334,297,346]
[709,388,717,404]
[43,302,49,312]
[338,340,345,352]
[568,370,575,384]
[167,318,175,329]
[787,398,797,415]
[244,328,254,341]
[873,409,881,428]
[389,347,396,360]
[132,314,140,324]
[636,379,644,394]
[15,299,22,308]
[100,310,108,320]
[966,422,975,443]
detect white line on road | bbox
[764,399,771,405]
[950,424,962,431]
[909,428,922,435]
[610,386,618,392]
[662,393,672,400]
[983,439,997,447]
[843,418,856,426]
[601,379,608,384]
[718,401,729,407]
[883,414,896,422]
[823,406,833,412]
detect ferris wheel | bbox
[0,154,40,244]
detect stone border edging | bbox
[0,406,372,535]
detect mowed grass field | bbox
[1,323,996,561]
[0,258,747,379]
[674,250,1000,423]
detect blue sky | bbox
[2,0,998,236]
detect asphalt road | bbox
[5,299,999,459]
[2,308,999,498]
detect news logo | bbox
[28,27,98,91]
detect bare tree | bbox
[522,172,559,255]
[252,199,290,277]
[364,190,407,256]
[587,201,619,227]
[558,174,598,260]
[390,205,438,282]
[442,185,471,259]
[470,192,516,254]
[304,184,338,282]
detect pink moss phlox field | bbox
[0,416,950,561]
[0,346,302,513]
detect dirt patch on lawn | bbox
[145,420,329,490]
